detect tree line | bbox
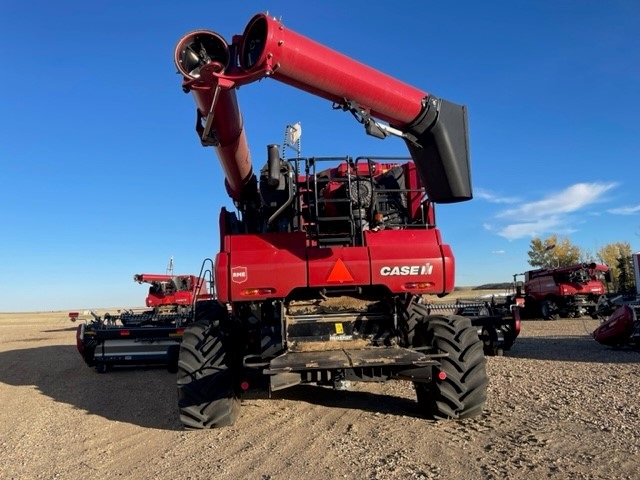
[527,234,636,293]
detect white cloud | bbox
[491,182,616,240]
[491,250,506,255]
[475,188,520,204]
[607,204,640,215]
[497,217,562,240]
[497,182,616,220]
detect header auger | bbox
[171,12,518,429]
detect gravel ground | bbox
[1,311,639,480]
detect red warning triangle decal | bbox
[327,259,354,283]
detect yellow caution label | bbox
[335,323,344,334]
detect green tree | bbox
[596,242,632,292]
[527,235,582,268]
[616,255,634,293]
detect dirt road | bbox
[1,311,639,480]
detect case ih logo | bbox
[231,266,248,284]
[380,263,433,276]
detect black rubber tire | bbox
[82,348,96,367]
[412,315,488,419]
[398,298,430,348]
[193,300,225,323]
[96,362,109,374]
[481,326,503,357]
[166,344,180,374]
[177,319,241,429]
[520,297,538,320]
[541,300,559,320]
[78,325,97,367]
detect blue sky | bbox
[1,1,639,312]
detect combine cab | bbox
[71,272,212,373]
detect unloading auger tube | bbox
[174,12,472,204]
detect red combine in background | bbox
[520,263,610,320]
[71,270,213,373]
[168,12,521,428]
[130,273,212,322]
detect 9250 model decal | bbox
[380,263,433,276]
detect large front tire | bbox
[177,319,241,429]
[413,315,488,419]
[541,300,559,320]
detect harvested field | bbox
[1,301,639,480]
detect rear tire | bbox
[177,319,241,429]
[412,315,488,419]
[541,300,559,320]
[398,298,429,347]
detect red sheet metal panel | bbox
[365,229,450,295]
[227,232,307,300]
[214,252,229,302]
[307,246,371,288]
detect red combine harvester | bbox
[71,272,212,373]
[129,273,210,322]
[172,12,520,428]
[520,262,610,320]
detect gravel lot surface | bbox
[1,308,639,480]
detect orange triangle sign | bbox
[327,259,354,283]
